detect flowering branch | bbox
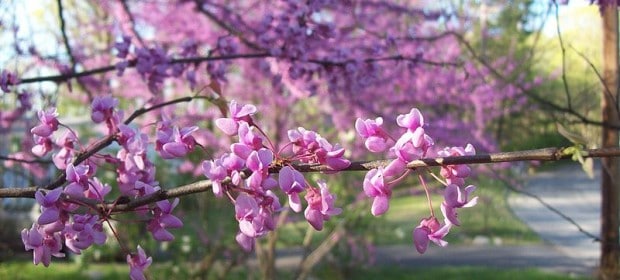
[17,53,271,85]
[42,95,208,190]
[3,146,618,207]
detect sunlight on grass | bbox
[316,265,589,280]
[1,261,588,280]
[373,178,541,245]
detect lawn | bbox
[359,177,540,246]
[0,261,590,280]
[275,176,540,247]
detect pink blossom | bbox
[202,157,228,197]
[234,193,274,239]
[31,108,59,137]
[412,216,451,254]
[396,108,424,131]
[114,35,131,59]
[52,131,78,170]
[247,148,272,173]
[444,184,478,209]
[441,184,478,226]
[91,95,119,123]
[63,214,106,254]
[127,245,152,280]
[66,163,90,186]
[235,231,255,252]
[363,168,391,216]
[237,122,264,150]
[355,117,389,152]
[384,128,433,177]
[31,136,53,157]
[215,100,257,135]
[304,180,342,230]
[21,224,65,266]
[147,198,183,241]
[156,125,198,159]
[278,166,306,212]
[245,149,274,191]
[287,127,351,170]
[35,189,63,225]
[438,144,475,186]
[84,177,111,201]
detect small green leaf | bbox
[557,123,588,145]
[561,145,594,178]
[582,157,594,179]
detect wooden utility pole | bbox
[600,3,620,279]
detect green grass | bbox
[0,261,590,280]
[275,177,540,247]
[374,177,540,245]
[0,261,127,280]
[315,265,590,280]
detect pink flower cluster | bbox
[356,108,478,254]
[111,35,193,93]
[203,100,347,251]
[21,96,193,279]
[22,186,106,267]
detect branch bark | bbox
[3,146,620,213]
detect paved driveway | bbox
[508,163,601,275]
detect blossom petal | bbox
[371,195,389,216]
[38,208,60,225]
[413,227,430,254]
[215,118,238,135]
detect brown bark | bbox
[600,4,620,279]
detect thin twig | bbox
[453,31,620,129]
[553,1,573,110]
[56,0,76,72]
[498,176,601,242]
[194,0,262,50]
[119,0,146,46]
[570,44,620,115]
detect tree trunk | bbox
[600,4,620,280]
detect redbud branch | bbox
[281,147,620,173]
[3,146,619,213]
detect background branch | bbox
[17,52,458,86]
[452,32,620,129]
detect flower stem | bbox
[418,172,434,217]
